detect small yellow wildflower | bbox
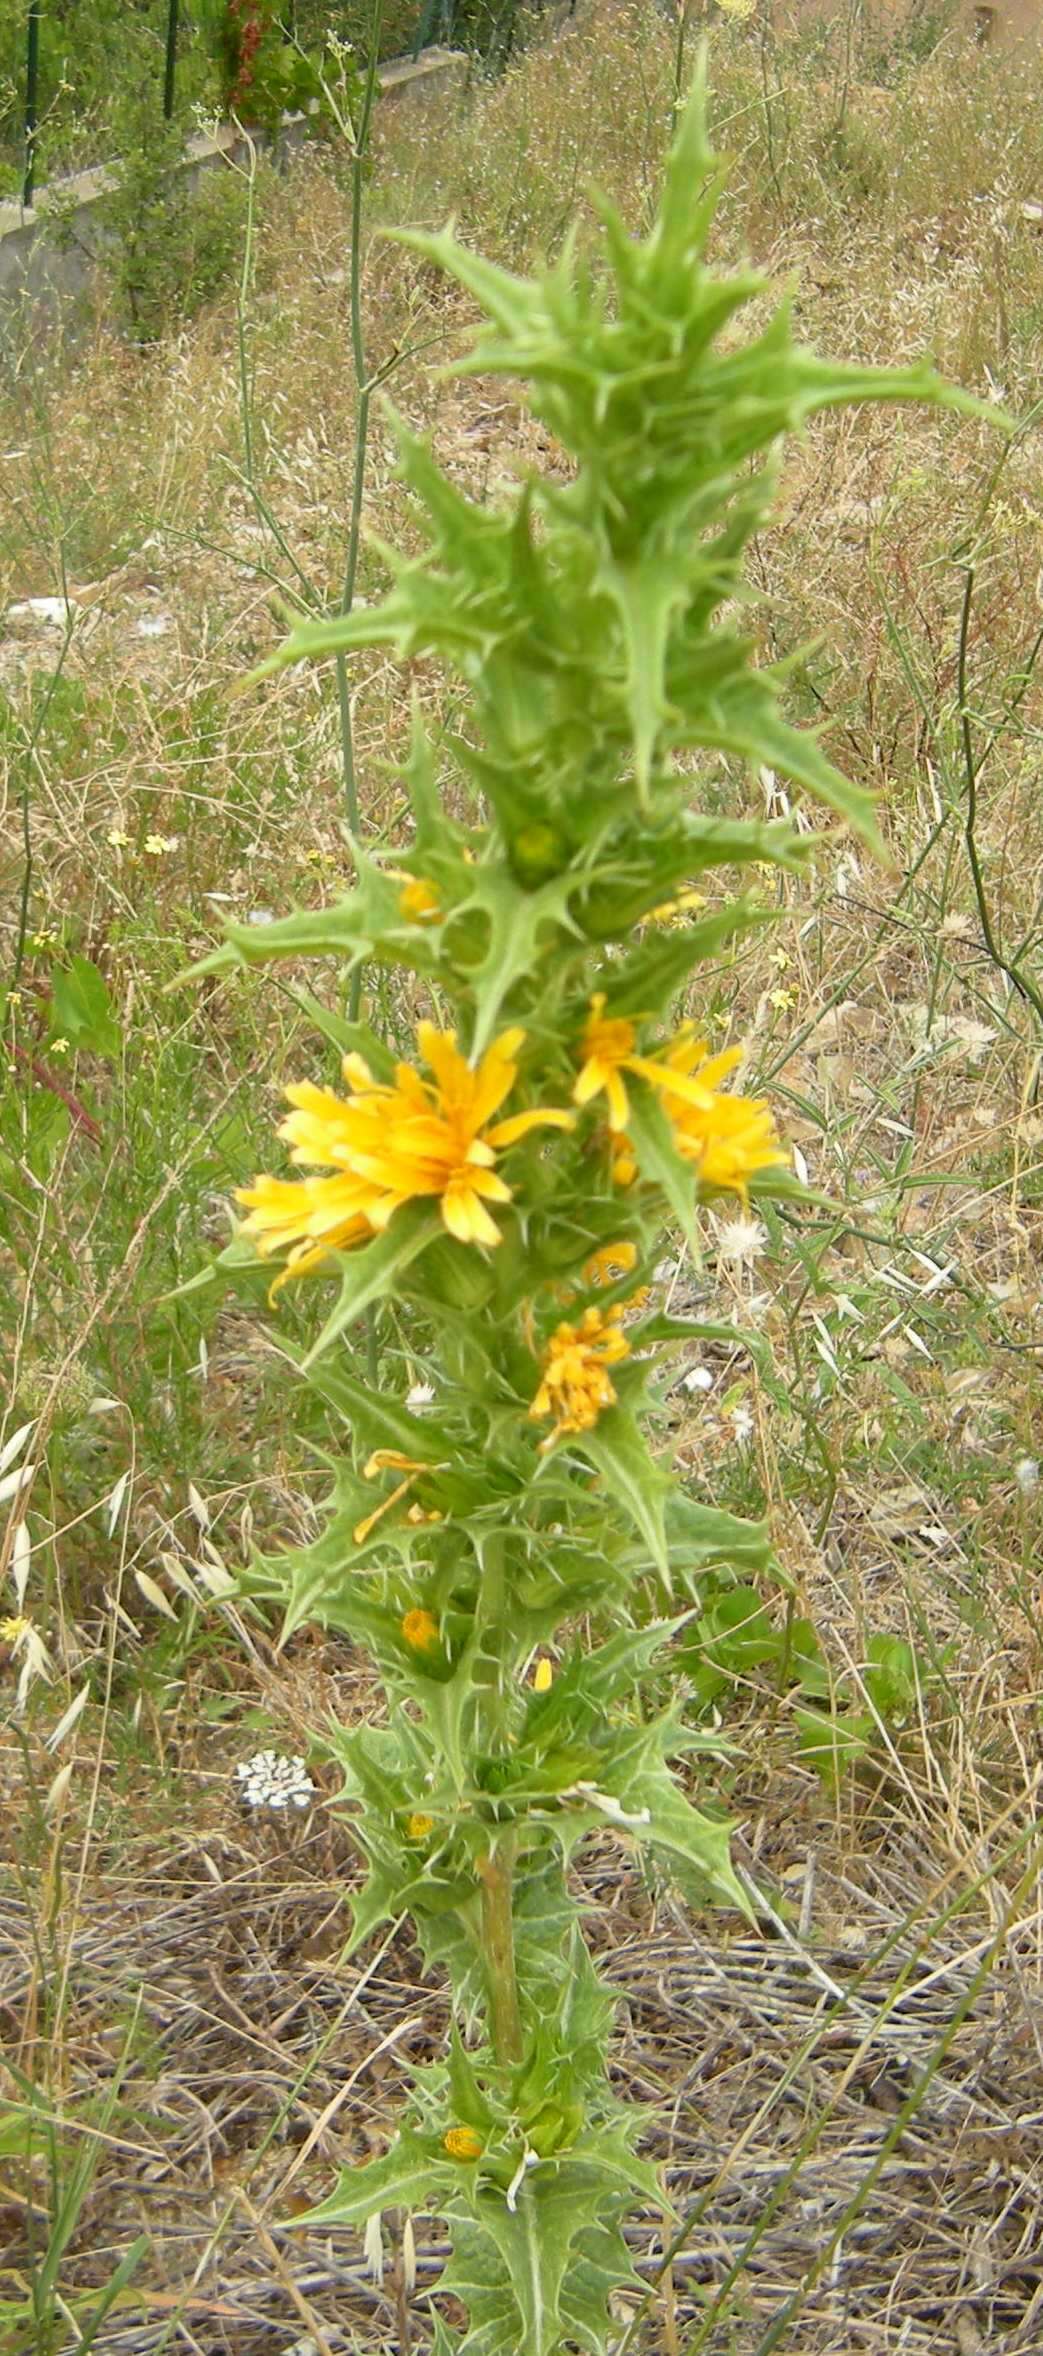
[573,996,643,1132]
[610,1135,638,1189]
[589,1021,785,1201]
[532,1656,553,1694]
[401,1607,440,1653]
[574,994,724,1136]
[353,1451,441,1545]
[653,1032,788,1200]
[583,1239,639,1286]
[144,833,179,856]
[406,1812,435,1840]
[50,1038,70,1057]
[648,887,706,925]
[581,1240,650,1310]
[6,991,21,1009]
[0,1615,32,1647]
[236,1024,573,1281]
[364,1450,433,1478]
[398,877,441,924]
[443,2126,483,2161]
[530,1306,630,1445]
[106,827,130,849]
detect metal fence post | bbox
[163,0,180,119]
[23,0,41,210]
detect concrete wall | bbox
[0,46,468,311]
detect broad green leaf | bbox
[50,954,119,1057]
[664,1489,773,1577]
[691,1586,781,1675]
[794,1705,873,1786]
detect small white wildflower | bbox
[235,1750,316,1812]
[1014,1457,1039,1494]
[731,1405,755,1445]
[948,1016,997,1064]
[406,1381,435,1410]
[714,1214,767,1268]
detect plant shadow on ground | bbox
[1,4,1042,2348]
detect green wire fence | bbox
[20,0,183,206]
[12,0,555,213]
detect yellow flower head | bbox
[583,1239,639,1287]
[652,1033,788,1200]
[573,995,641,1132]
[611,1135,638,1190]
[648,887,706,925]
[532,1656,553,1693]
[401,1607,440,1653]
[443,2125,483,2161]
[529,1306,630,1445]
[1,1615,32,1648]
[574,995,705,1136]
[236,1024,574,1281]
[398,877,441,924]
[406,1811,435,1840]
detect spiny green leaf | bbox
[625,1081,701,1260]
[303,1206,440,1367]
[300,1353,457,1466]
[577,1406,671,1583]
[627,1762,754,1916]
[602,903,772,1014]
[288,2131,444,2230]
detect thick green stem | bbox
[478,1842,524,2065]
[473,1530,524,2064]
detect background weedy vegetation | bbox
[1,5,1042,2351]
